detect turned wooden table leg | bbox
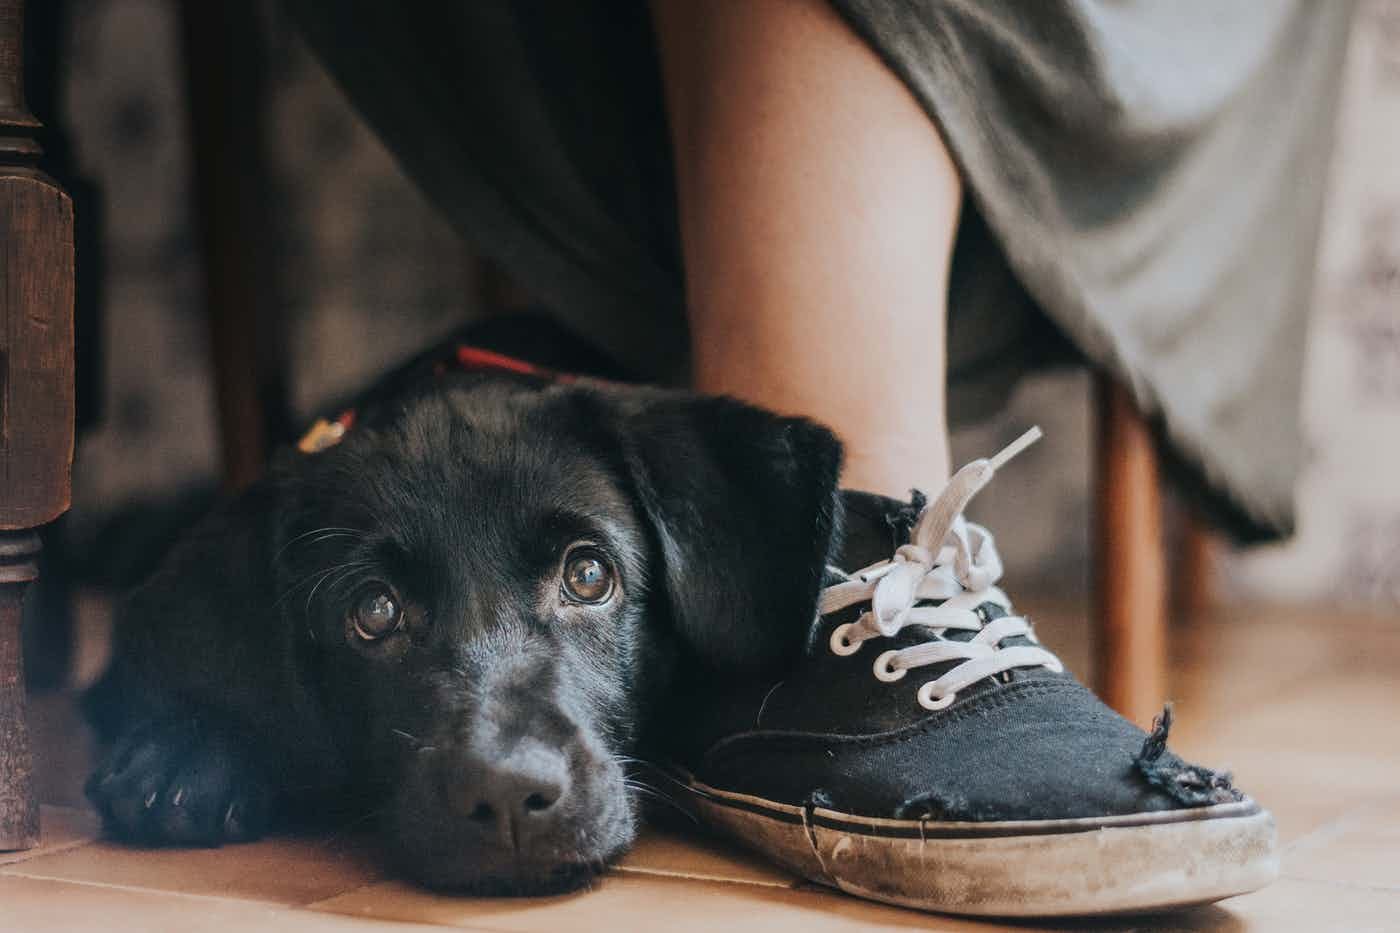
[1093,373,1167,728]
[0,0,77,850]
[0,535,42,849]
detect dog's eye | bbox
[562,548,615,604]
[350,586,404,641]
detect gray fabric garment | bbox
[831,0,1356,538]
[284,1,1355,541]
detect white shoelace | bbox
[821,428,1063,711]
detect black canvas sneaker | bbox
[656,429,1277,917]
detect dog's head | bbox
[273,375,841,893]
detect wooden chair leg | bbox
[1173,509,1217,622]
[0,0,77,850]
[178,0,285,492]
[1093,373,1167,728]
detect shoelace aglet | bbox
[988,426,1042,471]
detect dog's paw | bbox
[85,719,273,846]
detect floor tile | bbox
[616,826,798,887]
[312,872,982,932]
[1282,796,1400,890]
[314,872,1400,933]
[1152,744,1389,847]
[0,875,433,932]
[17,600,1400,930]
[0,805,100,866]
[1,831,384,906]
[314,873,1337,933]
[1185,677,1400,767]
[1208,877,1400,931]
[1167,610,1398,721]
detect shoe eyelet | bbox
[829,623,861,657]
[917,681,956,710]
[873,650,906,682]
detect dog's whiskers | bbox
[274,561,359,609]
[623,778,695,823]
[390,728,439,756]
[323,561,373,596]
[275,526,368,562]
[299,560,374,615]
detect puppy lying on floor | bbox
[85,327,842,893]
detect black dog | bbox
[85,335,841,893]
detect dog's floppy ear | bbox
[612,390,843,674]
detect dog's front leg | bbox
[87,474,337,847]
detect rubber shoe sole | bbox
[669,769,1278,918]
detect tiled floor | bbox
[6,600,1399,932]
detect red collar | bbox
[444,345,570,380]
[297,344,571,454]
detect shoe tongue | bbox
[834,490,924,573]
[832,489,983,648]
[827,491,1039,682]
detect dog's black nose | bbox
[446,742,571,846]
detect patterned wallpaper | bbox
[64,0,215,513]
[1230,0,1400,607]
[54,0,1399,610]
[63,0,478,532]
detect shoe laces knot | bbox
[823,428,1064,710]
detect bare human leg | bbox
[651,0,962,497]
